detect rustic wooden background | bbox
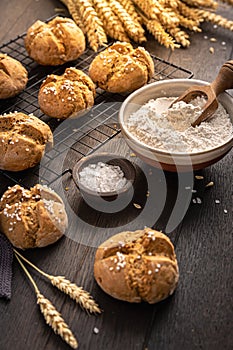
[0,1,232,350]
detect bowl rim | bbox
[119,79,233,157]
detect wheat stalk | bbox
[117,0,142,23]
[61,0,84,30]
[182,0,218,9]
[220,0,233,6]
[14,250,101,314]
[60,0,233,49]
[167,27,190,46]
[15,254,78,349]
[132,0,160,19]
[49,275,102,314]
[197,9,233,30]
[75,0,107,51]
[93,0,130,42]
[142,15,180,49]
[108,0,146,42]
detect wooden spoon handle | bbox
[210,60,233,97]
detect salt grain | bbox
[93,327,99,334]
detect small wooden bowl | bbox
[72,153,136,209]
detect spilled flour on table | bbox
[126,96,233,153]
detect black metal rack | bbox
[0,32,193,188]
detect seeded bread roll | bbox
[25,17,86,66]
[0,53,28,99]
[88,42,154,93]
[38,67,96,119]
[0,112,53,171]
[0,184,68,249]
[94,228,179,303]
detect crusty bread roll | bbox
[0,112,53,171]
[0,184,68,249]
[38,67,96,119]
[94,228,179,303]
[0,53,28,99]
[25,17,86,66]
[89,42,154,93]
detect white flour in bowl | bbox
[126,96,233,153]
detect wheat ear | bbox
[197,9,233,30]
[15,254,78,349]
[14,250,101,314]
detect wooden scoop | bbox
[170,60,233,127]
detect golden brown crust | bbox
[88,42,154,93]
[94,228,179,303]
[38,67,96,119]
[0,184,68,249]
[0,53,28,99]
[24,17,86,66]
[0,112,53,171]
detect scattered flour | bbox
[126,96,233,153]
[78,162,127,192]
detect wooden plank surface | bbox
[0,1,233,350]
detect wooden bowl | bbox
[72,153,136,210]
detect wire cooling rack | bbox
[0,31,193,188]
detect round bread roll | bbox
[25,17,86,66]
[89,42,154,93]
[94,228,179,303]
[0,53,28,99]
[0,184,68,249]
[38,67,96,119]
[0,112,53,171]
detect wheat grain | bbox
[36,291,78,349]
[49,275,101,314]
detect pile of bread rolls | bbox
[0,17,179,305]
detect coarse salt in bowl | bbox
[119,79,233,172]
[72,153,136,210]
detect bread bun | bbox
[0,53,28,99]
[94,228,179,303]
[89,42,154,93]
[25,17,86,66]
[0,112,53,171]
[0,184,68,249]
[38,67,96,119]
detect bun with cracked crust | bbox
[0,112,53,171]
[38,67,96,119]
[25,16,85,66]
[0,184,68,249]
[0,53,28,99]
[89,42,154,93]
[94,227,179,304]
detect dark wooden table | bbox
[0,1,232,350]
